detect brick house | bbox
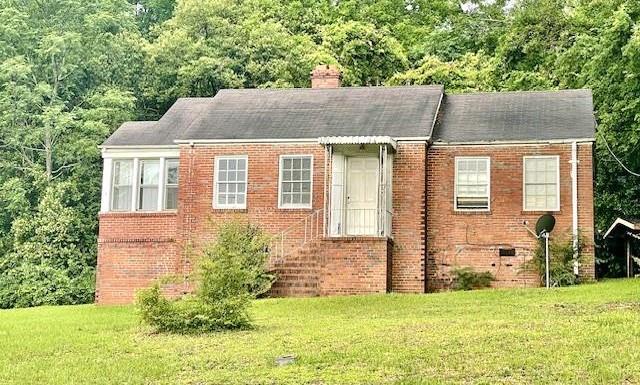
[96,65,596,304]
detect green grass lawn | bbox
[1,280,639,385]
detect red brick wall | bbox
[176,144,327,250]
[177,143,423,295]
[390,143,427,292]
[96,142,429,303]
[96,140,596,303]
[318,237,391,295]
[96,212,182,304]
[426,143,595,290]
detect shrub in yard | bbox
[136,221,275,333]
[527,232,584,287]
[0,182,95,308]
[450,267,494,291]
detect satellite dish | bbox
[535,214,556,236]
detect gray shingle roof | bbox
[102,98,214,146]
[101,87,596,147]
[178,86,443,141]
[101,121,158,146]
[102,86,443,146]
[432,89,595,143]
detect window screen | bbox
[111,159,133,211]
[455,157,490,210]
[138,159,160,210]
[164,159,179,210]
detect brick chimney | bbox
[310,64,342,89]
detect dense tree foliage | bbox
[0,0,638,306]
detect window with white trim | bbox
[523,156,559,211]
[164,159,179,210]
[138,159,160,210]
[279,155,312,208]
[111,159,133,211]
[455,157,490,210]
[214,156,248,209]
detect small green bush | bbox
[136,221,275,333]
[528,232,584,287]
[451,267,494,291]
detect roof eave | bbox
[431,138,596,146]
[604,218,640,239]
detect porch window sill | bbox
[99,211,178,218]
[277,208,315,212]
[521,210,562,216]
[322,235,389,241]
[212,209,248,213]
[452,210,492,215]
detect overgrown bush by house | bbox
[136,221,275,333]
[450,267,494,291]
[527,232,584,287]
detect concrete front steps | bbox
[269,241,321,297]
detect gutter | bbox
[431,138,596,147]
[571,141,580,275]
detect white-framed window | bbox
[105,156,179,213]
[138,159,160,211]
[214,156,248,209]
[111,159,133,211]
[164,159,179,210]
[523,156,560,211]
[279,155,313,209]
[454,157,490,211]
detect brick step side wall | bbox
[268,237,392,297]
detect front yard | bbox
[1,279,639,384]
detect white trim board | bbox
[102,148,179,159]
[431,138,595,147]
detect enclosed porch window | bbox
[320,137,395,237]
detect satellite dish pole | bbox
[524,214,556,289]
[541,230,550,289]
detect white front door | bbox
[346,157,378,235]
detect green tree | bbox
[0,0,140,307]
[321,21,408,85]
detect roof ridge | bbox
[217,85,444,93]
[445,88,592,97]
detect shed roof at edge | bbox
[604,218,640,239]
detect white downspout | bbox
[571,141,579,275]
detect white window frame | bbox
[164,158,179,210]
[101,149,180,213]
[137,158,161,211]
[454,156,491,212]
[523,155,560,212]
[213,155,248,209]
[278,154,313,209]
[110,159,134,212]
